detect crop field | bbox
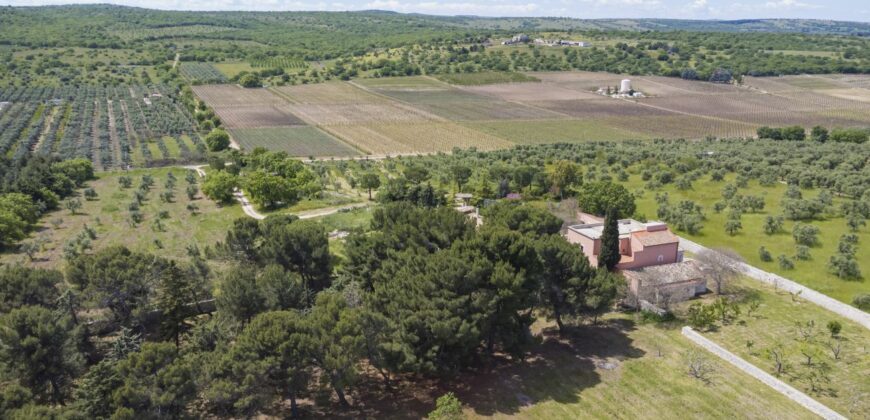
[0,84,203,170]
[250,57,307,69]
[287,103,436,126]
[466,119,650,143]
[368,85,563,121]
[273,82,388,104]
[435,71,539,85]
[230,127,360,156]
[327,122,513,154]
[0,167,246,268]
[179,62,228,84]
[218,105,306,129]
[191,84,287,106]
[533,98,675,118]
[192,72,870,157]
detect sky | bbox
[5,0,870,22]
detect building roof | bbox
[567,219,668,240]
[633,229,678,247]
[623,260,704,286]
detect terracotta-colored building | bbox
[564,218,682,270]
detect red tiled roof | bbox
[633,229,678,247]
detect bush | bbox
[429,392,463,420]
[792,223,820,246]
[204,129,230,152]
[829,128,868,143]
[239,73,261,88]
[853,293,870,311]
[758,246,772,262]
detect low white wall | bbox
[681,326,845,420]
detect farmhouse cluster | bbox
[455,194,708,310]
[501,33,588,47]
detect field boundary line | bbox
[622,97,759,130]
[681,326,846,420]
[344,80,450,122]
[679,238,870,330]
[309,125,367,156]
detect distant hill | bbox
[1,5,869,38]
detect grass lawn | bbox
[0,167,246,268]
[213,62,255,79]
[146,140,164,160]
[621,172,869,305]
[675,277,870,417]
[436,71,540,86]
[162,136,182,158]
[344,313,816,419]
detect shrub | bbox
[758,246,772,262]
[204,129,230,152]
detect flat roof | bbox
[568,219,666,240]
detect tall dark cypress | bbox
[598,208,621,270]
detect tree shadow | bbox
[334,318,645,418]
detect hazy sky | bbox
[6,0,870,22]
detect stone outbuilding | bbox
[622,260,707,307]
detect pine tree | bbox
[598,208,621,270]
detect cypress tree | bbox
[598,208,621,270]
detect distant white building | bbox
[502,34,530,45]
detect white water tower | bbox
[620,79,632,93]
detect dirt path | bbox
[90,100,103,172]
[32,104,60,152]
[106,100,123,168]
[172,52,180,69]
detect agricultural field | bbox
[250,57,307,69]
[191,84,306,129]
[0,167,245,268]
[467,119,650,143]
[178,62,228,84]
[193,73,870,158]
[0,84,204,170]
[622,173,870,305]
[683,277,870,417]
[327,122,513,154]
[435,71,539,85]
[230,126,360,157]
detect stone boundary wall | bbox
[681,326,845,420]
[679,238,870,330]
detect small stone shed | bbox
[622,260,707,307]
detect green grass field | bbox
[446,315,817,419]
[621,173,869,305]
[467,119,650,143]
[436,71,540,85]
[0,168,246,268]
[230,126,361,157]
[213,62,256,79]
[681,277,870,417]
